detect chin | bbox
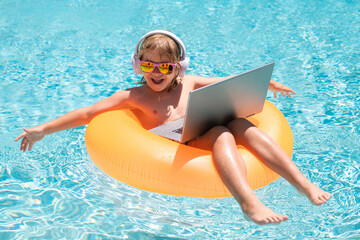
[145,78,171,92]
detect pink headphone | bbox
[131,30,190,77]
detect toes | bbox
[255,214,288,225]
[268,217,276,223]
[312,199,323,205]
[320,192,331,202]
[325,192,331,200]
[319,195,328,203]
[268,215,288,224]
[255,217,271,225]
[313,192,331,205]
[313,196,326,205]
[256,218,269,225]
[275,214,288,223]
[271,216,281,224]
[272,219,282,225]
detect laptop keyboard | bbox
[172,127,183,134]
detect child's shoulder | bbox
[104,85,145,105]
[121,85,156,103]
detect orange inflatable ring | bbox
[85,100,293,198]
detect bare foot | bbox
[297,181,331,205]
[241,199,289,225]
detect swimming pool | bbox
[1,0,359,238]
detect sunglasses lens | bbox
[140,62,154,73]
[159,64,173,74]
[140,61,174,75]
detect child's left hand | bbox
[268,80,296,98]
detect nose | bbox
[152,66,161,74]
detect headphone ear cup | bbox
[131,54,142,74]
[179,56,190,77]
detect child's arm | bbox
[268,80,296,98]
[188,76,295,98]
[15,90,132,152]
[186,75,236,90]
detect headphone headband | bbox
[131,30,190,77]
[133,30,187,61]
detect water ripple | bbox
[1,0,360,238]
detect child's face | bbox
[141,50,177,92]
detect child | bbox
[15,30,331,225]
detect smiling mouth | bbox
[151,78,164,84]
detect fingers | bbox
[272,90,295,98]
[16,131,29,152]
[29,142,34,151]
[16,128,38,152]
[15,132,26,142]
[15,128,31,142]
[285,89,296,97]
[20,137,28,152]
[273,92,277,99]
[20,135,33,152]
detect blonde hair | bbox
[137,34,183,91]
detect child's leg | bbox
[187,126,288,225]
[226,118,331,205]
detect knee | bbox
[208,126,234,144]
[188,126,234,150]
[226,118,254,134]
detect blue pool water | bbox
[1,0,359,238]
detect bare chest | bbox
[129,82,194,129]
[135,93,189,129]
[151,102,186,123]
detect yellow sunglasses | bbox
[139,61,177,75]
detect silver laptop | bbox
[149,62,274,143]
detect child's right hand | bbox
[15,127,46,152]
